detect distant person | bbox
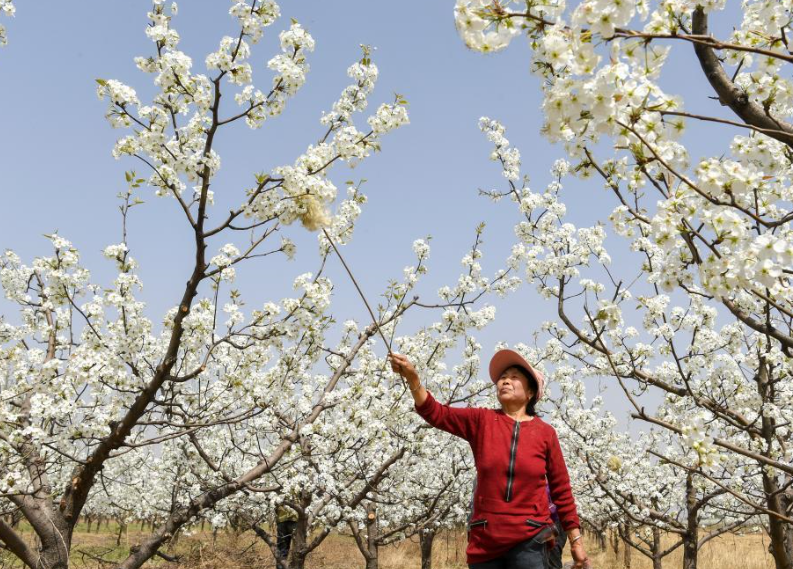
[275,503,298,562]
[390,349,591,569]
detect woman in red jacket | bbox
[389,349,591,569]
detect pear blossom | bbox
[0,0,14,46]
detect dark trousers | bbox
[276,520,297,560]
[548,519,567,569]
[468,535,549,569]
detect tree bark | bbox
[623,529,631,569]
[652,526,662,569]
[0,517,39,569]
[597,530,606,551]
[37,515,72,569]
[116,521,127,547]
[419,528,436,569]
[289,511,310,569]
[691,7,793,149]
[785,488,793,565]
[683,472,699,569]
[757,361,793,569]
[762,469,793,569]
[364,503,379,569]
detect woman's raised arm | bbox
[389,352,481,441]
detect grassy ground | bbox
[0,522,778,568]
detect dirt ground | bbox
[0,522,778,568]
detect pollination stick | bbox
[322,228,393,354]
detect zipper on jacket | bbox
[504,421,520,502]
[468,519,488,529]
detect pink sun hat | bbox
[488,349,545,402]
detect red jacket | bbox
[416,391,580,565]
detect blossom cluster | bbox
[453,0,524,53]
[245,56,408,237]
[0,0,15,46]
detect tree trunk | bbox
[623,533,631,569]
[290,551,308,569]
[757,360,793,569]
[611,529,620,556]
[683,472,699,569]
[38,548,69,569]
[763,469,793,569]
[86,516,93,534]
[652,526,662,569]
[364,503,379,569]
[785,487,793,566]
[288,515,310,569]
[116,520,127,547]
[28,509,73,569]
[344,501,380,569]
[419,528,436,569]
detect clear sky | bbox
[0,1,740,428]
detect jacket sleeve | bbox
[414,390,481,442]
[546,425,581,532]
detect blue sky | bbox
[0,1,741,426]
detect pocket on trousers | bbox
[529,524,558,546]
[467,518,488,555]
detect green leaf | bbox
[95,78,107,86]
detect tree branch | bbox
[0,518,38,569]
[691,7,793,148]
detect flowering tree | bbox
[0,1,416,567]
[338,332,488,569]
[544,362,757,569]
[454,1,793,568]
[166,233,512,569]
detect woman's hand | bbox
[388,353,419,385]
[388,353,427,406]
[570,538,591,568]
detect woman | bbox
[389,349,591,569]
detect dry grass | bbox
[0,524,777,569]
[571,532,776,569]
